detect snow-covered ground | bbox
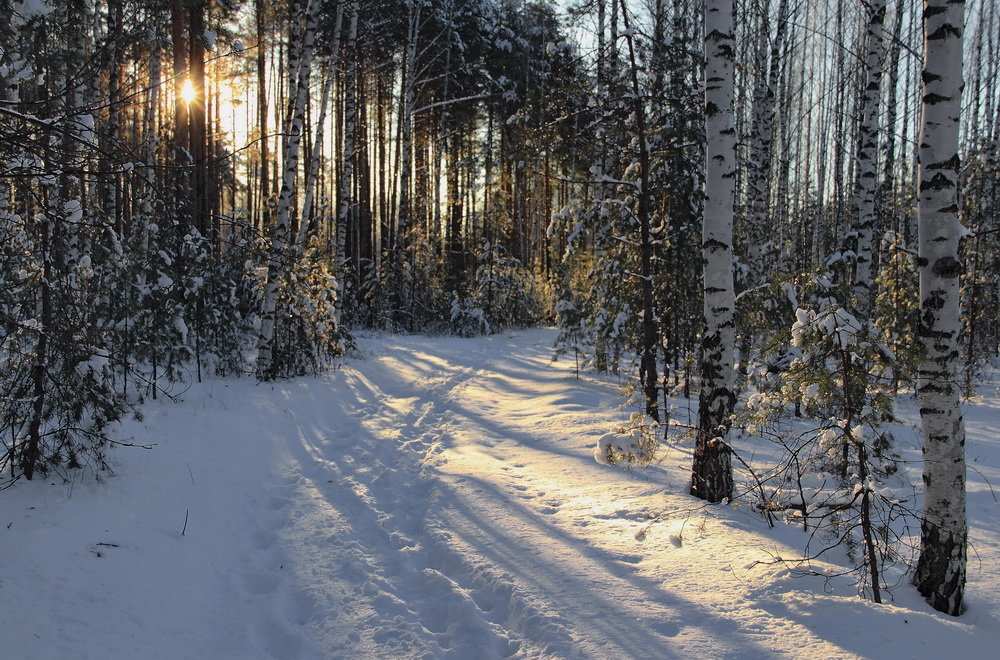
[3,328,999,659]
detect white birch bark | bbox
[297,2,345,249]
[745,0,789,283]
[297,63,334,249]
[692,0,736,503]
[256,0,319,381]
[878,0,905,232]
[851,0,887,312]
[914,0,967,617]
[334,0,359,326]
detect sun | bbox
[181,79,196,104]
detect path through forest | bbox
[4,330,1000,659]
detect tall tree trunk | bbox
[102,0,123,237]
[691,0,736,503]
[256,0,319,380]
[298,2,344,248]
[170,0,190,226]
[744,0,789,284]
[335,0,359,326]
[257,0,270,234]
[914,0,967,617]
[396,0,420,251]
[852,0,887,312]
[620,0,659,422]
[880,0,905,225]
[22,203,52,480]
[188,0,209,239]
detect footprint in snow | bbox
[282,590,317,626]
[244,570,281,595]
[252,530,277,551]
[249,617,302,660]
[267,495,288,512]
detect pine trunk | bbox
[621,0,659,422]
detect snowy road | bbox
[4,329,1000,659]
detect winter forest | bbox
[2,0,1000,656]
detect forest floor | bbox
[3,328,1000,659]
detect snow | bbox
[3,328,1000,658]
[15,0,53,19]
[203,30,218,51]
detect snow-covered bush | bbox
[594,413,659,468]
[268,240,346,378]
[469,240,544,332]
[739,276,908,603]
[450,295,491,337]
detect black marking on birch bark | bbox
[927,24,961,41]
[923,4,948,19]
[915,521,966,615]
[927,154,960,171]
[920,172,954,191]
[931,256,962,277]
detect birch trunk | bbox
[852,0,887,312]
[692,0,736,503]
[914,0,967,617]
[744,0,789,282]
[335,1,360,326]
[256,0,319,381]
[297,2,345,249]
[879,0,905,235]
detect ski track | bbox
[254,336,566,658]
[244,330,847,659]
[8,329,1000,659]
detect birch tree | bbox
[914,0,967,617]
[691,0,736,503]
[744,0,789,285]
[335,0,359,325]
[256,0,319,381]
[851,0,887,311]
